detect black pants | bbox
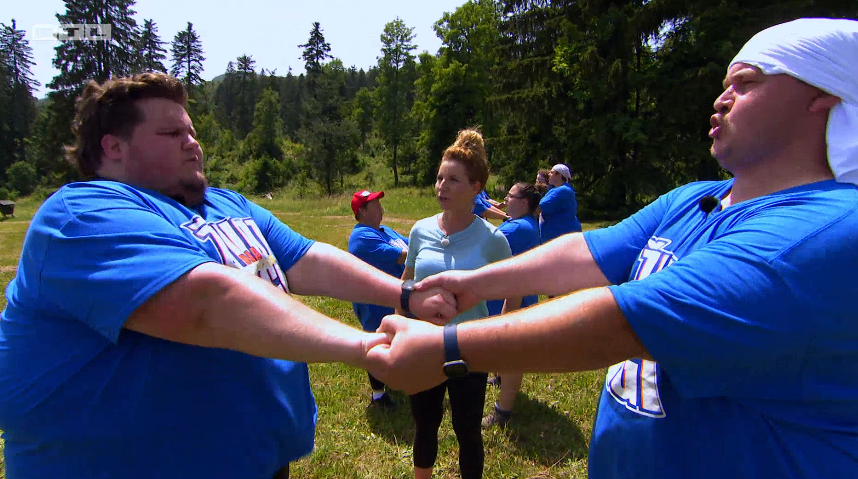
[409,372,488,479]
[368,371,386,391]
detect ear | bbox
[100,133,127,163]
[809,91,841,113]
[471,180,483,196]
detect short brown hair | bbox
[442,128,489,187]
[65,72,188,177]
[513,182,542,212]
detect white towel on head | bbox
[730,18,858,185]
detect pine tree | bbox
[0,51,13,182]
[0,19,40,176]
[214,61,238,132]
[233,54,258,137]
[298,22,331,96]
[0,19,40,90]
[137,19,168,73]
[42,0,141,184]
[375,17,417,186]
[171,22,205,87]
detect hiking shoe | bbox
[482,405,512,428]
[371,393,395,410]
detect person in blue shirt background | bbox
[368,18,858,479]
[471,189,509,221]
[483,182,542,428]
[539,163,582,243]
[0,72,457,479]
[348,189,409,409]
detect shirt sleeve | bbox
[472,197,489,216]
[583,191,670,284]
[38,202,216,344]
[393,227,410,246]
[610,218,846,399]
[246,200,314,271]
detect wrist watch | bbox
[443,323,469,378]
[400,279,416,315]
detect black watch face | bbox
[443,360,469,378]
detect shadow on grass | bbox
[364,389,416,445]
[365,389,589,468]
[489,392,590,467]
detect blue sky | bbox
[8,0,469,97]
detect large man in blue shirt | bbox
[368,18,858,479]
[348,189,409,408]
[0,72,457,479]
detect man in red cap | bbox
[348,190,409,408]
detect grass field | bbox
[0,187,615,479]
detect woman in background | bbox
[401,129,519,479]
[483,182,543,428]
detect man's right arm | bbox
[417,191,672,311]
[125,262,385,368]
[417,233,611,311]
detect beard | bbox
[168,174,209,207]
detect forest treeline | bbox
[1,0,855,217]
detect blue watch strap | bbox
[443,323,461,363]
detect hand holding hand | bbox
[409,286,457,323]
[352,331,391,369]
[415,270,480,314]
[364,315,446,394]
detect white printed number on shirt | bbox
[182,216,290,293]
[605,236,677,418]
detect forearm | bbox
[126,263,372,367]
[468,233,611,299]
[460,287,649,373]
[483,207,510,220]
[288,242,402,308]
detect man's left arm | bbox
[247,202,454,321]
[287,242,455,322]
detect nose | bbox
[713,88,733,114]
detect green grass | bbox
[0,188,616,479]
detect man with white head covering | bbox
[368,18,858,479]
[539,163,582,242]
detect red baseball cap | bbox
[351,190,385,216]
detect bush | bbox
[31,185,59,201]
[241,156,287,194]
[6,162,38,196]
[0,186,19,201]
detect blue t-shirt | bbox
[539,182,582,242]
[348,223,409,331]
[0,181,318,478]
[471,194,491,217]
[407,214,511,324]
[583,179,858,479]
[487,215,541,316]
